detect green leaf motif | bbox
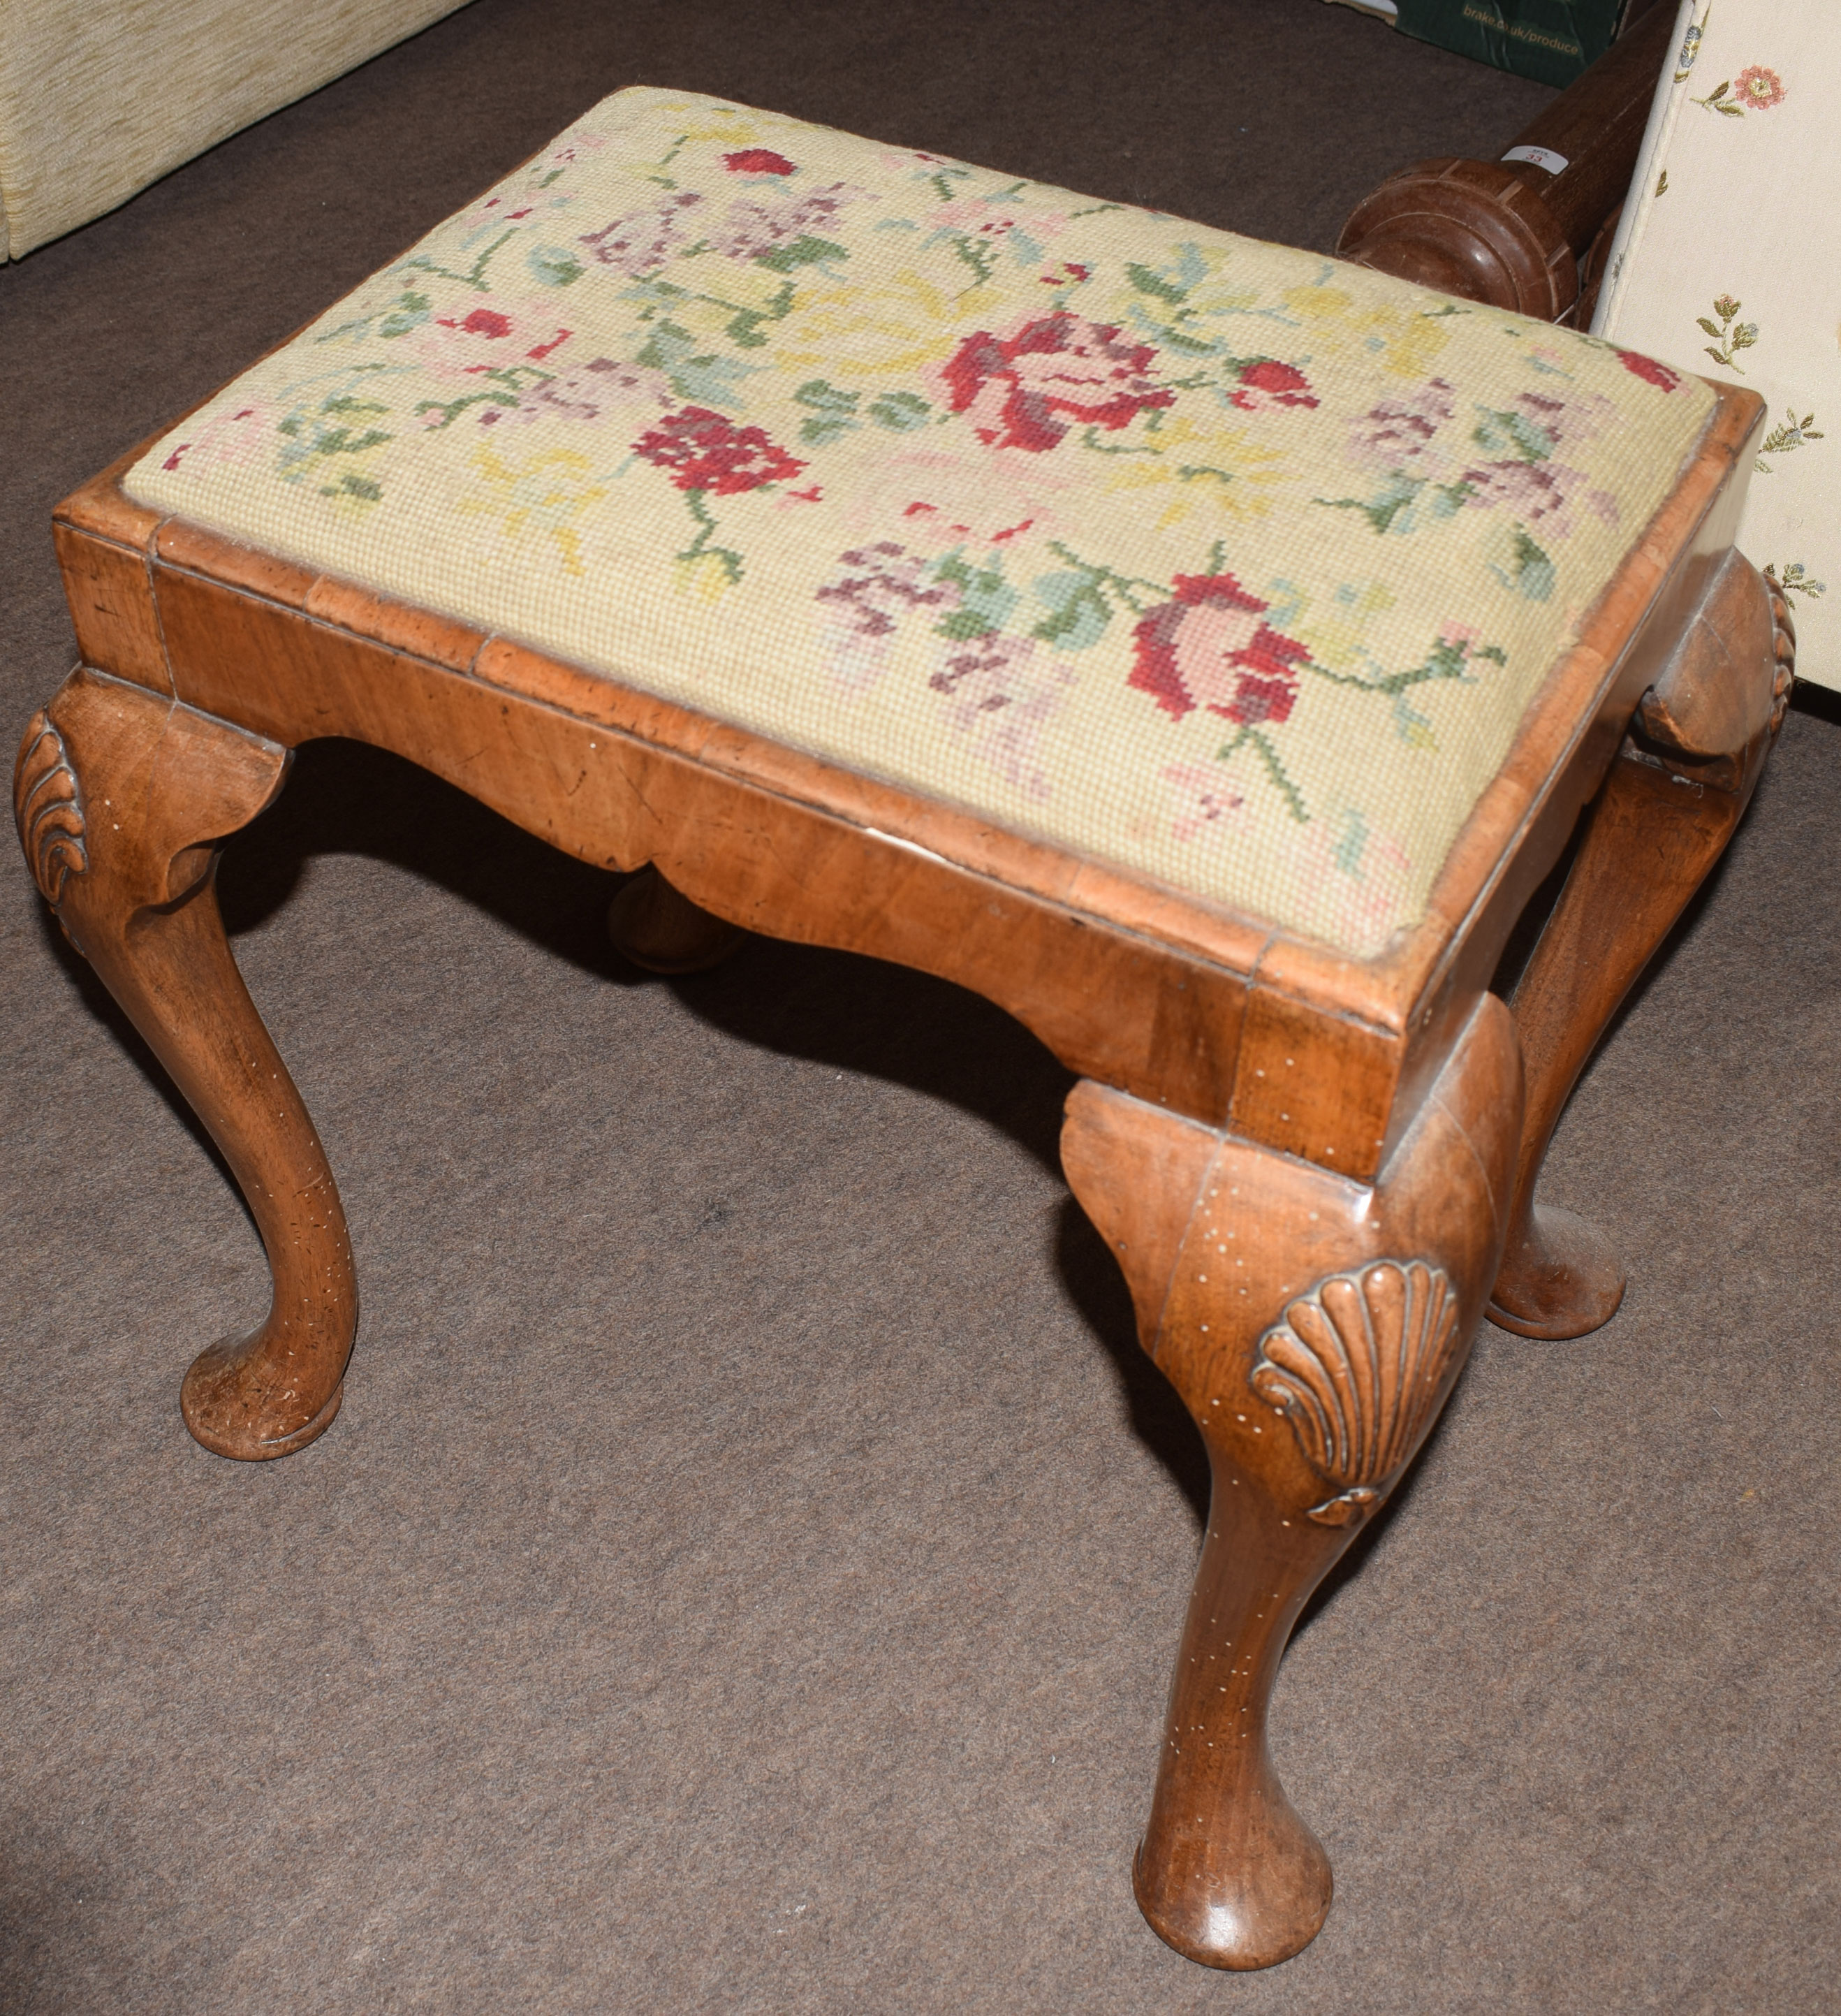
[1488,525,1556,601]
[932,553,1018,637]
[527,245,585,288]
[1316,474,1425,536]
[1029,572,1112,650]
[935,608,995,641]
[1127,261,1187,304]
[867,391,932,431]
[725,279,798,349]
[948,235,997,287]
[754,235,849,273]
[793,377,861,444]
[1472,407,1553,463]
[637,319,754,407]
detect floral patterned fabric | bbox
[1594,0,1838,690]
[126,87,1714,957]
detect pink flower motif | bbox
[940,311,1173,452]
[579,191,702,275]
[1733,66,1786,111]
[1279,817,1414,956]
[724,148,797,175]
[1454,457,1613,534]
[1350,378,1458,470]
[814,541,958,693]
[1161,764,1249,845]
[1129,573,1310,726]
[504,358,672,425]
[1512,388,1614,451]
[159,402,275,474]
[930,198,1067,247]
[1616,349,1683,393]
[1228,359,1319,412]
[925,631,1073,798]
[409,297,573,379]
[632,407,805,494]
[816,541,958,641]
[708,182,867,261]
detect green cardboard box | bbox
[1392,0,1636,87]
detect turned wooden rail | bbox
[1338,0,1674,322]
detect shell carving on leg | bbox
[1250,1259,1460,1525]
[13,712,89,905]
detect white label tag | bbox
[1502,145,1569,175]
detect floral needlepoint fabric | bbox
[1595,0,1840,689]
[128,87,1714,957]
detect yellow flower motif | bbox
[775,269,975,382]
[675,549,738,602]
[458,446,608,576]
[1092,411,1293,529]
[1295,581,1400,673]
[1284,282,1455,379]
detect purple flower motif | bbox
[1453,458,1617,535]
[925,630,1072,798]
[579,191,703,275]
[816,542,961,691]
[709,182,869,261]
[506,358,673,425]
[1350,379,1457,472]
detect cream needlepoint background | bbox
[131,86,1713,956]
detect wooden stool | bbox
[13,89,1790,1970]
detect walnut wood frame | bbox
[15,380,1785,1968]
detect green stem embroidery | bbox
[629,275,797,349]
[1300,631,1504,701]
[1219,725,1307,824]
[1756,408,1823,473]
[1692,79,1747,116]
[1045,539,1166,614]
[399,228,518,293]
[1698,295,1758,372]
[645,132,694,188]
[948,234,998,288]
[680,488,742,583]
[413,365,552,430]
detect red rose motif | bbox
[631,407,806,495]
[1615,349,1682,393]
[459,308,513,339]
[724,149,797,175]
[1129,571,1310,726]
[940,311,1174,451]
[1228,359,1319,412]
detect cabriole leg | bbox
[1489,551,1792,1338]
[14,668,355,1459]
[1062,995,1522,1968]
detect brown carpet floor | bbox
[2,2,1835,2009]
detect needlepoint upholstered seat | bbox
[128,88,1713,957]
[15,87,1790,1973]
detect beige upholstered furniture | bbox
[0,0,466,258]
[1594,0,1839,687]
[15,87,1789,1968]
